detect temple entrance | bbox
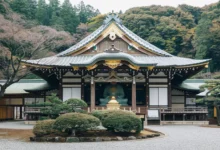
[84,82,146,107]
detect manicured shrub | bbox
[33,120,58,137]
[92,110,136,121]
[102,110,142,133]
[53,113,100,136]
[39,116,50,120]
[65,98,87,112]
[91,110,108,121]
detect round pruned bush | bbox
[65,98,87,112]
[92,110,136,121]
[53,113,100,136]
[102,110,142,134]
[33,119,66,137]
[91,110,109,121]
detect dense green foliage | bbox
[33,119,66,137]
[199,80,220,101]
[196,80,220,123]
[40,94,71,119]
[194,4,220,71]
[91,109,136,121]
[65,98,87,112]
[53,113,100,134]
[92,110,142,133]
[9,0,100,33]
[100,110,142,133]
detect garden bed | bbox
[30,129,161,142]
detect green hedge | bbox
[100,110,142,133]
[65,98,87,113]
[92,110,136,121]
[33,120,67,137]
[53,113,100,134]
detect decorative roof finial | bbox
[103,11,122,25]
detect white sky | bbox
[61,0,219,14]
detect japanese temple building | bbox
[0,13,210,124]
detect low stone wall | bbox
[161,121,209,125]
[30,133,160,142]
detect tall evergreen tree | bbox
[25,0,37,19]
[48,0,60,24]
[78,1,87,23]
[194,2,220,72]
[77,1,100,23]
[36,0,49,25]
[11,0,27,14]
[60,0,79,33]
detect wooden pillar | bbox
[19,106,22,119]
[90,77,95,111]
[59,78,63,100]
[81,79,85,100]
[163,114,166,121]
[168,70,172,107]
[132,76,136,111]
[145,71,149,107]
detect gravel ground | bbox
[0,121,33,129]
[0,122,220,150]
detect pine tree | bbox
[36,0,49,25]
[60,0,79,33]
[25,0,37,19]
[48,0,60,24]
[50,11,64,31]
[78,1,87,23]
[11,0,27,14]
[77,1,100,23]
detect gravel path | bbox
[0,122,220,150]
[0,121,33,129]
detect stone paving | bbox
[0,121,220,150]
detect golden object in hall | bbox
[107,96,121,110]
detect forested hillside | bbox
[0,0,220,73]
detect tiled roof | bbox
[23,13,209,68]
[24,52,209,67]
[57,13,171,57]
[0,79,51,94]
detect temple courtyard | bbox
[0,122,219,150]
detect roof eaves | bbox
[56,23,112,57]
[115,22,172,57]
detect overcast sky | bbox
[61,0,219,14]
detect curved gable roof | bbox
[57,13,172,57]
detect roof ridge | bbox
[103,13,122,25]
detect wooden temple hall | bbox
[0,13,210,124]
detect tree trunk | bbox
[0,86,5,99]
